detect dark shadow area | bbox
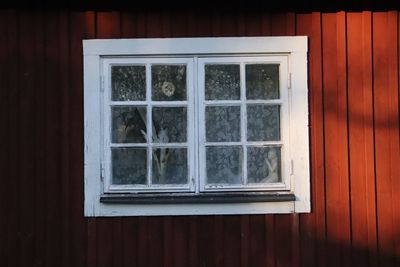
[1,0,399,12]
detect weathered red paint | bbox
[0,8,399,267]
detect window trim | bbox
[83,37,310,216]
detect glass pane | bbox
[112,148,147,185]
[205,64,240,100]
[206,106,240,142]
[111,65,146,101]
[247,105,280,141]
[112,106,147,143]
[152,65,186,101]
[152,148,187,184]
[206,146,242,184]
[246,64,279,100]
[247,146,281,183]
[152,107,187,143]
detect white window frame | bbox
[83,37,310,216]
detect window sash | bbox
[198,56,291,192]
[102,57,196,193]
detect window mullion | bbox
[240,63,247,186]
[146,63,152,187]
[193,56,200,194]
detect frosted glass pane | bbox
[206,106,240,142]
[152,148,187,185]
[246,64,279,100]
[112,148,147,185]
[247,105,280,141]
[112,106,147,143]
[247,146,281,183]
[111,65,146,101]
[206,146,242,184]
[205,64,240,100]
[152,107,187,143]
[152,65,186,101]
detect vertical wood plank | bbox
[322,12,351,267]
[0,8,9,265]
[70,10,90,267]
[96,11,121,38]
[44,10,62,267]
[173,217,190,267]
[240,215,249,267]
[96,218,114,267]
[4,9,19,267]
[146,10,163,38]
[112,220,124,267]
[120,12,137,37]
[245,11,261,36]
[260,12,271,36]
[195,9,212,37]
[148,217,163,267]
[275,215,293,267]
[188,216,199,267]
[214,216,224,266]
[373,11,400,267]
[386,12,400,266]
[163,217,173,267]
[222,216,241,267]
[58,10,71,267]
[122,218,138,267]
[396,11,400,267]
[347,11,378,267]
[137,217,148,267]
[18,10,37,267]
[248,215,265,266]
[33,10,46,267]
[219,11,237,36]
[197,216,215,267]
[311,12,327,267]
[264,215,276,267]
[170,10,188,37]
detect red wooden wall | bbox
[0,8,399,267]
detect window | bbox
[84,37,310,216]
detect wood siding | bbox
[0,9,399,267]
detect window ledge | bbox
[100,192,296,204]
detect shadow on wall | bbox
[89,215,400,267]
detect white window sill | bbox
[100,192,296,204]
